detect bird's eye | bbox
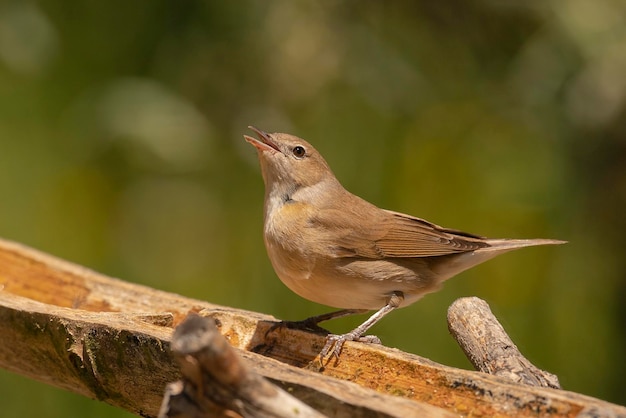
[292,146,306,159]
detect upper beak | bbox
[244,126,280,153]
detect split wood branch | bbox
[0,237,625,418]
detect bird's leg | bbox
[321,291,404,359]
[267,309,368,335]
[298,309,368,330]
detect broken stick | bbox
[159,314,325,418]
[447,296,560,389]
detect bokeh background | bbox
[1,1,625,416]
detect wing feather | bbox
[311,207,489,258]
[375,210,488,256]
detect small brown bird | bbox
[244,126,565,358]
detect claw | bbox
[320,334,343,359]
[320,333,382,359]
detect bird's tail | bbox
[482,238,567,252]
[431,238,566,282]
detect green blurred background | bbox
[1,1,625,416]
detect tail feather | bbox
[482,238,567,252]
[431,238,566,282]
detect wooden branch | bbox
[447,297,561,389]
[160,314,325,418]
[0,237,625,417]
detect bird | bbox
[243,126,565,359]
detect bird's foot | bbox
[320,332,381,360]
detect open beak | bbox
[244,126,280,153]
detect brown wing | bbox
[311,206,489,259]
[372,210,489,256]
